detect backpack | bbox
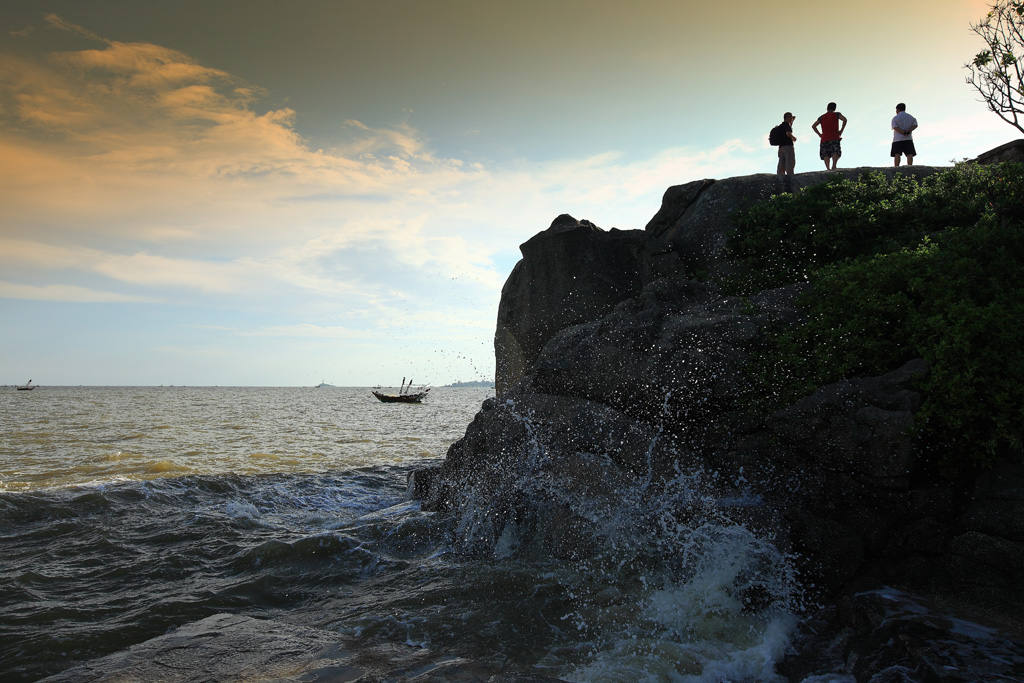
[769,123,788,146]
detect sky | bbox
[0,0,1015,387]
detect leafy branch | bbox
[966,1,1024,134]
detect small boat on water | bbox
[16,379,35,391]
[372,390,429,403]
[372,377,429,403]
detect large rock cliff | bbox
[422,166,1024,637]
[496,166,943,394]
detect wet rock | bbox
[938,461,1024,609]
[945,530,1024,609]
[408,465,440,500]
[425,391,667,557]
[779,589,1024,682]
[961,460,1024,543]
[766,359,927,490]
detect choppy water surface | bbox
[2,386,807,681]
[2,386,477,491]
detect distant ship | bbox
[315,381,335,388]
[16,379,35,391]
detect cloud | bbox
[0,237,268,300]
[1,19,521,314]
[43,14,108,44]
[333,119,429,160]
[0,15,779,388]
[43,14,237,96]
[0,281,157,303]
[240,324,378,339]
[91,252,262,295]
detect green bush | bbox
[726,165,997,294]
[734,163,1024,472]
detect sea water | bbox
[1,385,804,682]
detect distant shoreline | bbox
[7,383,496,389]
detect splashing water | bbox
[441,397,804,682]
[2,386,812,682]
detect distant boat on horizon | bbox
[16,379,35,391]
[315,381,335,388]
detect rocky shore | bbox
[416,163,1024,680]
[42,162,1024,682]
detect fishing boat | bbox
[372,390,429,403]
[372,377,429,403]
[16,379,35,391]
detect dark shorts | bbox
[891,139,917,157]
[819,139,842,159]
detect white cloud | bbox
[0,238,266,298]
[240,324,377,339]
[0,281,157,303]
[0,17,782,385]
[91,252,261,295]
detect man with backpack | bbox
[770,113,797,178]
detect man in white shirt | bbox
[891,103,918,167]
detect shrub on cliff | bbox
[727,165,997,292]
[731,162,1024,471]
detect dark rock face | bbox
[494,214,656,395]
[945,461,1024,609]
[644,175,777,278]
[765,359,926,491]
[753,359,949,596]
[779,590,1024,682]
[525,277,753,423]
[427,391,670,557]
[426,166,1024,626]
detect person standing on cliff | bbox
[776,112,797,178]
[891,103,918,166]
[812,102,847,170]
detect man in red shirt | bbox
[812,102,848,170]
